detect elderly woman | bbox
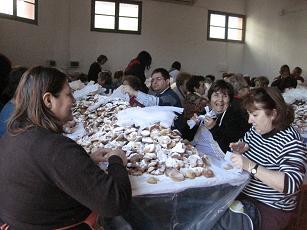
[0,66,131,229]
[230,87,306,230]
[225,74,250,99]
[196,80,250,153]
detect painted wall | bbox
[0,0,70,68]
[0,0,246,78]
[69,0,246,77]
[243,0,307,80]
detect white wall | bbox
[0,0,70,68]
[0,0,246,78]
[243,0,307,80]
[69,0,246,77]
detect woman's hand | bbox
[90,148,112,163]
[122,85,137,97]
[229,140,249,154]
[104,149,128,166]
[231,153,253,171]
[91,148,127,166]
[204,116,216,129]
[190,113,201,125]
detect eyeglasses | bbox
[151,77,165,83]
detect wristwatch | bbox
[251,163,259,177]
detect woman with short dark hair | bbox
[194,80,250,153]
[0,66,131,229]
[230,87,306,230]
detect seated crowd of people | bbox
[0,51,306,230]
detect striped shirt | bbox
[242,126,306,211]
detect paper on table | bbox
[116,106,183,129]
[73,82,101,100]
[65,122,87,141]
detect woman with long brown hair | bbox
[0,66,131,229]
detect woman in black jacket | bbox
[0,66,131,229]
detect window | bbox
[91,0,142,34]
[0,0,38,24]
[207,10,245,43]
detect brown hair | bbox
[207,80,235,102]
[122,75,143,91]
[176,72,192,87]
[242,87,294,131]
[98,71,112,85]
[184,93,208,119]
[8,66,68,135]
[225,74,249,96]
[254,76,269,88]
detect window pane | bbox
[24,0,35,3]
[209,26,225,39]
[95,15,115,29]
[228,28,242,40]
[119,3,138,17]
[17,0,35,20]
[119,17,138,31]
[0,0,13,15]
[95,1,115,15]
[210,14,226,27]
[229,16,243,29]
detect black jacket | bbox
[0,127,131,229]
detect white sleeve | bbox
[136,91,160,107]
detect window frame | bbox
[207,10,246,43]
[91,0,142,34]
[0,0,38,25]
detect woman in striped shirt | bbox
[230,87,306,230]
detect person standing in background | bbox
[88,54,108,82]
[125,50,152,93]
[169,61,181,82]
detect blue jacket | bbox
[136,87,182,107]
[0,100,14,137]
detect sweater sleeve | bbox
[49,137,132,217]
[136,91,159,106]
[279,139,306,194]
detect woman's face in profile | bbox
[247,104,275,134]
[210,90,230,113]
[50,82,75,123]
[194,81,206,96]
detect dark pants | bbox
[238,194,296,230]
[254,200,296,230]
